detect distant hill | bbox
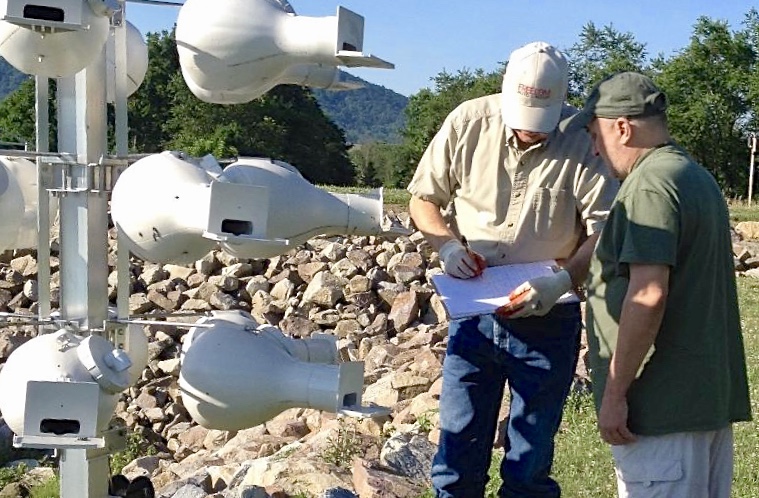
[311,71,408,144]
[0,63,407,144]
[0,59,29,100]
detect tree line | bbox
[1,11,758,195]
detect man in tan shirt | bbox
[407,41,617,497]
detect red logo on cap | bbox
[517,84,551,99]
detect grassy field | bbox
[728,199,759,223]
[318,185,410,208]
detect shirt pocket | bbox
[531,187,575,241]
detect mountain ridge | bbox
[312,70,408,144]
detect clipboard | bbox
[430,260,579,319]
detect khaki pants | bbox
[611,426,733,498]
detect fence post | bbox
[749,134,757,207]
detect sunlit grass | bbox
[29,476,58,498]
[318,185,410,207]
[727,199,759,223]
[732,276,759,496]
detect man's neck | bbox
[515,137,545,151]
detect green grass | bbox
[0,463,28,490]
[0,446,52,490]
[552,393,617,497]
[317,185,410,207]
[109,430,158,475]
[728,200,759,223]
[29,476,59,498]
[732,276,759,495]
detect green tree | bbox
[565,22,649,106]
[0,78,56,149]
[654,16,756,195]
[128,29,180,153]
[165,75,356,185]
[741,8,759,133]
[349,142,407,187]
[743,8,759,202]
[397,68,501,186]
[350,144,382,187]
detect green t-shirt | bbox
[586,143,751,435]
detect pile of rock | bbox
[0,217,456,498]
[1,218,758,498]
[733,221,759,276]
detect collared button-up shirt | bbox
[407,93,618,266]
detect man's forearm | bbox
[562,231,600,286]
[605,264,669,399]
[408,196,457,250]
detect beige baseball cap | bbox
[501,41,568,133]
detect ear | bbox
[614,117,634,145]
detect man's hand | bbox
[598,393,637,445]
[438,239,486,279]
[496,269,572,318]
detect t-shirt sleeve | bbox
[618,188,678,267]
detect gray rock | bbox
[320,487,358,498]
[379,432,436,482]
[167,483,207,498]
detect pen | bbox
[460,236,486,275]
[495,287,531,316]
[460,235,470,250]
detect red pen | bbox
[461,236,486,276]
[495,287,531,317]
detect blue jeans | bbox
[431,304,581,498]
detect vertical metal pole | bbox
[56,58,110,330]
[749,134,756,207]
[35,76,51,322]
[56,38,111,498]
[114,4,131,320]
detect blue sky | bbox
[125,0,756,97]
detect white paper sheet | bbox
[430,260,579,319]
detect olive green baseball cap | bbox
[562,71,667,131]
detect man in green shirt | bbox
[566,72,751,497]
